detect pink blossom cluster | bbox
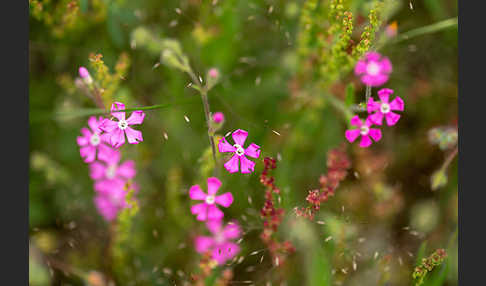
[346,52,404,147]
[77,102,146,221]
[190,177,241,265]
[190,129,261,265]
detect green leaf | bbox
[431,169,447,191]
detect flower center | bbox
[90,133,100,146]
[214,232,225,244]
[360,125,370,136]
[205,195,216,205]
[366,62,381,76]
[380,103,391,114]
[233,144,245,156]
[118,119,128,130]
[106,164,117,179]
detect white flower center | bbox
[380,103,391,114]
[118,119,128,130]
[233,144,245,156]
[205,195,216,205]
[106,164,117,179]
[90,133,100,146]
[360,126,370,136]
[366,62,380,76]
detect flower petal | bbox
[212,242,240,265]
[111,102,126,121]
[381,57,392,73]
[377,88,393,103]
[77,135,88,147]
[218,137,236,153]
[97,144,114,162]
[389,96,404,111]
[94,195,118,221]
[245,143,261,158]
[207,205,224,220]
[232,129,248,146]
[367,97,380,113]
[100,119,118,133]
[191,203,208,221]
[80,127,92,139]
[189,185,207,201]
[354,60,367,75]
[194,236,214,253]
[125,127,143,144]
[126,110,146,125]
[207,177,222,195]
[240,156,255,174]
[350,115,362,127]
[223,221,241,239]
[206,219,222,234]
[88,116,101,133]
[117,160,136,179]
[385,112,401,126]
[89,161,107,180]
[366,52,381,61]
[369,128,382,142]
[215,192,233,207]
[224,154,239,173]
[359,135,372,148]
[80,146,96,163]
[345,129,360,143]
[369,112,384,125]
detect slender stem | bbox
[186,69,219,175]
[440,146,458,172]
[324,92,354,123]
[365,85,371,104]
[394,17,457,44]
[201,89,219,175]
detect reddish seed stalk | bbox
[259,157,295,267]
[295,144,351,220]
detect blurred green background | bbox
[29,0,457,285]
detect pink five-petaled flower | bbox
[218,129,261,174]
[367,88,404,126]
[77,116,113,163]
[190,177,234,221]
[194,219,241,265]
[354,52,392,87]
[345,116,382,148]
[100,102,145,148]
[89,148,136,181]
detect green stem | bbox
[200,88,219,176]
[324,93,354,123]
[54,98,199,119]
[394,17,457,44]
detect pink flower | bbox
[190,177,234,221]
[208,68,220,79]
[212,112,224,124]
[367,88,404,126]
[354,52,392,87]
[89,148,136,181]
[345,115,382,148]
[218,129,261,174]
[93,181,139,221]
[100,102,145,148]
[77,116,113,163]
[78,66,93,84]
[194,220,241,265]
